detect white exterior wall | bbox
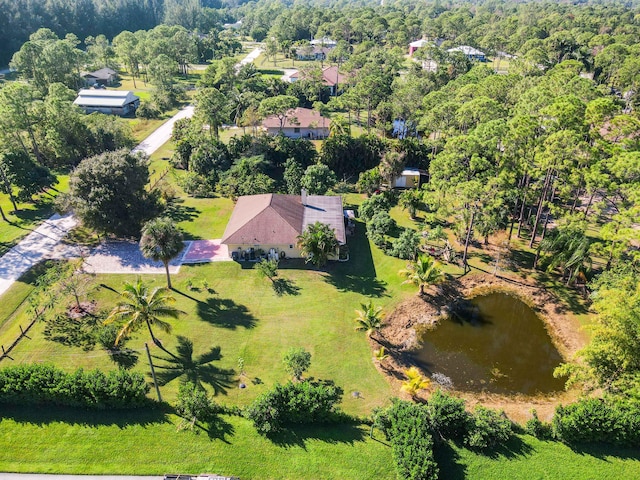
[226,243,303,259]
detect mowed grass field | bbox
[0,187,407,478]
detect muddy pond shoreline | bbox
[376,272,588,422]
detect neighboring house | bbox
[73,89,140,116]
[408,39,431,56]
[221,191,346,261]
[284,65,347,96]
[310,37,337,48]
[223,20,242,29]
[82,68,118,86]
[447,45,486,61]
[262,107,331,139]
[392,168,428,189]
[296,45,332,61]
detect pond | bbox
[412,292,566,396]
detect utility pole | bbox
[145,343,162,402]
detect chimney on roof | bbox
[301,188,308,206]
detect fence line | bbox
[149,167,171,191]
[0,314,38,362]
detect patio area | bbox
[181,239,231,263]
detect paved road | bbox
[237,47,262,68]
[132,105,194,156]
[0,214,78,296]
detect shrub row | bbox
[553,397,640,447]
[0,364,150,409]
[244,380,343,435]
[377,391,513,480]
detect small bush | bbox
[359,193,391,222]
[525,409,553,440]
[245,381,343,435]
[552,397,640,447]
[466,406,512,450]
[379,399,439,480]
[388,228,421,260]
[0,364,150,409]
[367,211,396,237]
[282,347,311,381]
[136,101,161,119]
[97,324,120,350]
[178,171,215,197]
[175,381,222,431]
[426,389,470,442]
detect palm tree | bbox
[399,254,445,295]
[354,300,385,342]
[373,346,389,362]
[105,278,184,350]
[297,221,339,268]
[140,217,184,289]
[401,367,430,397]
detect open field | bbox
[0,406,394,478]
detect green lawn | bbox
[0,406,394,478]
[439,435,640,479]
[0,193,407,478]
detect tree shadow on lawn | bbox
[433,442,467,480]
[323,225,389,298]
[195,414,236,443]
[434,435,535,480]
[153,336,236,395]
[165,198,200,222]
[566,442,640,461]
[272,278,301,296]
[266,422,370,449]
[0,403,172,428]
[172,291,257,329]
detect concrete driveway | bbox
[132,106,194,156]
[0,214,78,296]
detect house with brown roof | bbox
[285,66,347,96]
[261,107,331,139]
[221,191,346,261]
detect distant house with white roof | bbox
[408,39,431,56]
[447,45,486,61]
[73,89,140,116]
[310,37,337,48]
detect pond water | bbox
[413,292,566,395]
